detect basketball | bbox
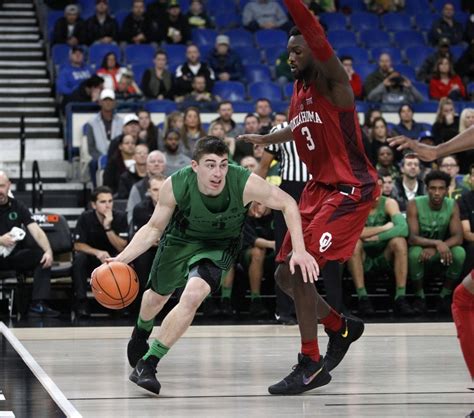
[91,262,139,310]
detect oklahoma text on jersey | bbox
[289,110,323,131]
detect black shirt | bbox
[0,198,34,236]
[132,197,155,235]
[74,209,128,255]
[459,190,474,231]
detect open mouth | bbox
[210,179,221,188]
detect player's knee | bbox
[389,237,407,254]
[275,264,293,294]
[250,246,265,262]
[451,246,466,266]
[143,289,167,307]
[353,239,364,255]
[182,281,210,312]
[408,246,422,262]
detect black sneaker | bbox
[28,301,60,318]
[357,297,375,316]
[268,354,331,395]
[324,315,364,372]
[412,296,427,315]
[75,299,90,318]
[129,358,161,395]
[220,298,234,317]
[437,295,452,316]
[249,298,269,318]
[275,313,297,325]
[127,325,152,368]
[393,296,415,317]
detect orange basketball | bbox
[91,262,139,310]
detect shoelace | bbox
[284,361,309,383]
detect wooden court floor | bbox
[3,323,474,417]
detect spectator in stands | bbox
[157,0,192,45]
[393,104,426,139]
[364,53,394,98]
[53,4,86,46]
[340,55,363,100]
[242,0,289,32]
[85,0,119,45]
[141,50,174,100]
[458,163,474,277]
[207,35,243,82]
[175,44,215,98]
[365,0,405,14]
[116,143,149,199]
[234,113,261,163]
[347,176,413,317]
[392,154,425,212]
[186,0,214,30]
[162,110,184,139]
[179,106,206,157]
[121,0,153,44]
[255,98,273,132]
[162,129,191,176]
[429,2,464,46]
[107,113,141,159]
[0,171,59,317]
[131,174,167,292]
[429,56,466,101]
[457,108,474,173]
[212,101,243,138]
[146,0,168,21]
[438,155,468,200]
[138,110,159,151]
[362,108,383,139]
[369,116,402,165]
[103,134,137,193]
[115,70,143,101]
[376,145,400,180]
[56,46,92,97]
[181,75,219,112]
[417,37,453,84]
[367,72,424,112]
[276,51,293,86]
[126,150,166,223]
[455,41,474,87]
[208,121,236,157]
[431,98,459,145]
[96,53,125,92]
[465,13,474,43]
[304,0,335,13]
[407,170,465,315]
[379,168,396,198]
[62,74,104,110]
[72,186,128,317]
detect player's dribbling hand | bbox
[289,251,319,283]
[388,135,437,161]
[236,134,266,145]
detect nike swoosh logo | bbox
[302,368,322,385]
[341,324,349,338]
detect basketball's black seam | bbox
[108,263,126,308]
[92,274,122,301]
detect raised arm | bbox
[236,124,293,146]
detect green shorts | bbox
[363,242,390,273]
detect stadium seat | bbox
[455,11,469,27]
[212,81,246,101]
[88,43,121,67]
[271,101,290,113]
[350,12,379,31]
[78,0,95,18]
[192,28,218,47]
[338,0,367,12]
[432,0,461,11]
[337,46,370,64]
[244,64,272,84]
[371,47,403,65]
[394,30,426,48]
[255,29,287,50]
[404,0,430,14]
[198,44,212,60]
[263,48,283,66]
[162,44,186,67]
[412,81,430,101]
[124,44,155,65]
[467,82,474,96]
[52,44,73,68]
[225,29,254,48]
[405,45,435,70]
[359,30,391,48]
[234,46,261,66]
[395,64,416,81]
[412,102,439,113]
[207,0,237,13]
[353,63,377,81]
[48,10,63,41]
[213,12,240,30]
[231,101,254,113]
[284,82,293,99]
[131,63,149,86]
[108,0,130,13]
[450,45,466,61]
[327,30,358,49]
[320,12,347,30]
[114,9,129,30]
[414,13,437,31]
[381,13,413,31]
[355,101,370,113]
[144,100,178,113]
[248,82,282,102]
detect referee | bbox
[255,122,345,324]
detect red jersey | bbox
[288,80,377,191]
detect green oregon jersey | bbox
[415,195,454,240]
[365,196,389,227]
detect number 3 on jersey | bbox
[301,126,315,151]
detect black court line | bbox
[0,334,66,418]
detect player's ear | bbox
[191,160,199,173]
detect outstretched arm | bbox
[236,124,293,146]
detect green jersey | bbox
[414,195,454,241]
[365,196,389,227]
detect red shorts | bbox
[277,180,379,267]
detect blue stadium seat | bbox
[405,45,435,69]
[98,154,108,170]
[255,29,287,50]
[233,46,261,66]
[52,44,73,68]
[327,30,358,49]
[212,81,246,101]
[114,9,129,30]
[192,28,218,47]
[108,0,130,13]
[271,101,290,113]
[213,12,240,30]
[404,0,430,14]
[338,0,367,12]
[412,102,439,113]
[381,13,412,31]
[432,0,461,11]
[350,12,379,32]
[225,29,254,48]
[144,100,178,113]
[231,101,254,113]
[359,30,391,48]
[48,10,63,41]
[244,64,272,83]
[395,64,416,81]
[124,44,155,65]
[248,82,282,102]
[162,44,186,67]
[131,63,149,86]
[412,81,430,101]
[207,0,237,14]
[355,101,370,113]
[455,11,469,27]
[450,45,466,61]
[78,0,95,19]
[353,63,377,81]
[284,82,293,99]
[371,47,402,65]
[320,13,347,30]
[88,43,121,67]
[198,44,212,60]
[467,82,474,96]
[394,30,426,48]
[414,13,437,31]
[337,46,370,64]
[264,48,283,66]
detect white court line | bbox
[0,322,81,418]
[0,413,14,417]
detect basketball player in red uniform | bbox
[390,127,474,382]
[238,0,379,395]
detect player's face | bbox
[427,180,447,208]
[0,175,11,205]
[192,154,229,196]
[381,175,393,196]
[287,35,314,80]
[92,193,113,216]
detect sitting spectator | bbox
[126,151,167,223]
[379,168,396,198]
[72,186,128,317]
[429,2,464,46]
[367,72,424,112]
[121,0,154,44]
[96,52,126,91]
[393,104,426,139]
[103,134,137,193]
[175,44,215,98]
[276,51,293,86]
[182,75,219,111]
[455,41,474,87]
[52,4,86,45]
[429,57,466,101]
[362,108,383,139]
[364,53,394,98]
[160,111,184,145]
[180,106,206,157]
[212,101,243,138]
[162,129,191,176]
[431,97,459,145]
[138,109,159,151]
[207,35,243,82]
[56,46,92,97]
[438,155,468,200]
[407,170,466,315]
[0,171,59,317]
[242,0,289,32]
[255,98,273,132]
[141,50,174,100]
[146,0,168,21]
[84,0,119,45]
[341,55,363,100]
[465,12,474,43]
[234,113,261,164]
[62,74,104,110]
[417,37,454,83]
[116,143,149,199]
[392,154,425,212]
[347,176,413,317]
[157,0,192,44]
[186,0,214,30]
[457,108,474,173]
[458,163,474,277]
[370,116,402,164]
[107,113,141,159]
[376,145,400,180]
[208,121,236,157]
[365,0,405,14]
[115,70,142,101]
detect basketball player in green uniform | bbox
[106,136,319,395]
